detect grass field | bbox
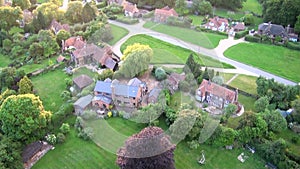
[143,22,227,49]
[276,129,300,156]
[229,74,258,95]
[214,8,245,20]
[188,15,204,26]
[0,53,11,68]
[18,57,57,74]
[224,43,300,82]
[238,94,256,112]
[108,24,129,45]
[221,73,236,84]
[31,68,68,112]
[121,34,234,68]
[241,0,263,15]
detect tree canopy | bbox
[0,94,52,143]
[18,76,33,94]
[65,1,83,24]
[0,6,23,31]
[12,0,31,10]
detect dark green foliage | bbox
[245,35,261,43]
[286,42,300,51]
[206,125,237,147]
[254,96,269,113]
[207,0,246,10]
[292,98,300,123]
[0,67,25,92]
[0,6,23,31]
[57,133,66,143]
[202,67,209,80]
[32,11,47,33]
[166,16,192,28]
[116,16,139,24]
[295,15,300,33]
[59,123,70,134]
[82,3,97,23]
[262,109,287,133]
[183,54,202,80]
[98,69,114,81]
[0,136,23,169]
[235,30,248,39]
[164,107,177,126]
[154,67,167,81]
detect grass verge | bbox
[228,74,258,95]
[108,24,129,45]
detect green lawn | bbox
[108,24,129,45]
[31,68,68,112]
[73,67,98,79]
[276,129,300,156]
[222,73,236,84]
[229,74,258,95]
[188,15,204,26]
[214,8,245,20]
[143,21,227,49]
[241,0,263,15]
[238,94,256,112]
[0,53,11,68]
[224,43,300,82]
[18,57,57,74]
[121,34,234,68]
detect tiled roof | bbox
[64,36,84,49]
[104,57,117,70]
[73,74,93,89]
[128,77,142,86]
[204,17,228,28]
[124,2,139,13]
[94,81,112,94]
[233,23,245,30]
[198,79,236,102]
[148,88,161,98]
[155,6,178,17]
[258,23,287,36]
[113,84,139,97]
[22,141,43,163]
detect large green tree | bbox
[33,2,63,27]
[12,0,31,10]
[198,0,212,15]
[0,94,52,143]
[262,0,300,26]
[207,0,245,10]
[0,6,23,31]
[82,3,97,23]
[292,97,300,123]
[0,136,23,169]
[175,0,188,15]
[65,1,83,24]
[262,109,287,133]
[295,15,300,33]
[116,43,153,78]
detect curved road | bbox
[109,20,297,86]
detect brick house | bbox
[195,79,238,109]
[123,0,139,17]
[154,6,178,23]
[203,16,229,32]
[93,78,147,109]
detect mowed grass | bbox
[108,24,129,45]
[241,0,263,15]
[238,94,256,112]
[229,74,258,95]
[214,8,245,20]
[31,68,68,112]
[0,53,11,68]
[143,21,226,49]
[188,14,204,26]
[121,34,234,68]
[224,43,300,82]
[32,128,118,169]
[18,57,57,74]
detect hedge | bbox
[235,30,248,39]
[245,35,260,43]
[286,42,300,51]
[195,26,227,36]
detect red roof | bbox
[64,36,85,49]
[155,6,178,17]
[233,23,245,31]
[198,79,236,102]
[204,17,228,28]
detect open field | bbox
[108,24,129,45]
[229,74,258,95]
[143,22,227,49]
[0,53,11,68]
[31,68,68,112]
[188,15,204,26]
[18,57,57,74]
[214,8,245,20]
[121,34,234,68]
[224,43,300,82]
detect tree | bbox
[0,6,23,31]
[33,2,62,27]
[82,3,97,23]
[0,94,52,143]
[0,67,25,91]
[212,76,224,85]
[207,0,245,10]
[65,1,83,24]
[155,67,167,81]
[295,15,300,33]
[12,0,31,10]
[0,136,23,169]
[292,97,300,123]
[183,54,202,80]
[175,0,188,15]
[116,44,153,78]
[191,0,201,14]
[56,29,71,46]
[18,76,33,94]
[32,11,47,32]
[198,0,212,15]
[29,42,44,61]
[262,0,300,27]
[225,103,237,118]
[254,96,269,113]
[207,125,237,147]
[244,13,255,25]
[116,126,176,169]
[262,109,287,133]
[60,123,70,134]
[98,69,114,80]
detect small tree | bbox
[225,103,237,118]
[60,123,70,134]
[46,134,57,145]
[18,76,33,94]
[155,67,167,81]
[212,76,224,85]
[57,133,66,143]
[98,69,114,80]
[254,96,269,113]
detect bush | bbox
[245,35,260,43]
[286,42,300,51]
[166,16,191,28]
[78,127,94,140]
[96,2,106,9]
[46,134,57,145]
[155,67,167,81]
[116,16,139,24]
[60,123,70,134]
[291,136,299,144]
[179,80,190,92]
[81,110,97,120]
[57,133,66,143]
[187,140,200,150]
[235,30,248,39]
[142,11,154,19]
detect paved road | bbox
[109,20,297,85]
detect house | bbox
[195,79,238,109]
[73,74,93,91]
[74,94,93,115]
[49,19,70,35]
[258,22,287,38]
[203,16,229,32]
[164,73,185,93]
[154,6,178,23]
[63,36,85,50]
[93,78,147,109]
[147,88,162,104]
[233,22,245,32]
[123,0,139,17]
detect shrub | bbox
[291,136,299,144]
[166,16,191,28]
[187,140,200,150]
[142,11,154,19]
[78,127,94,140]
[155,67,167,81]
[82,110,97,120]
[286,42,300,51]
[60,123,70,134]
[57,133,66,143]
[235,30,248,39]
[245,35,260,43]
[46,134,57,145]
[179,80,190,92]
